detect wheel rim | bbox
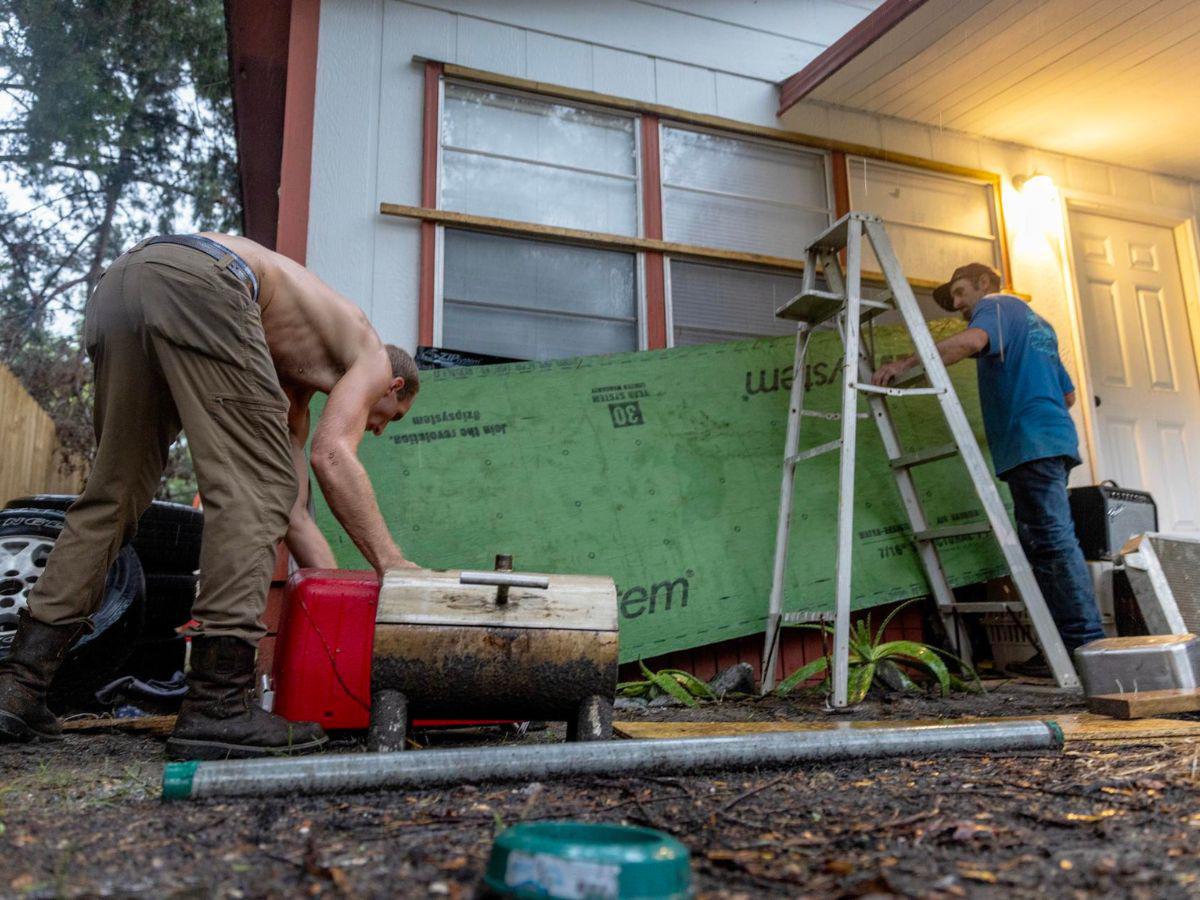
[0,533,54,633]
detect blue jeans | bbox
[1002,456,1107,652]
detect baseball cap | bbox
[932,262,1002,311]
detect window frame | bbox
[413,63,1016,356]
[432,76,647,358]
[844,154,1004,277]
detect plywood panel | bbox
[314,332,1011,662]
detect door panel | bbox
[1069,210,1200,533]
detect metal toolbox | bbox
[1074,634,1200,696]
[369,556,619,750]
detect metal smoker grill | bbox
[368,554,619,751]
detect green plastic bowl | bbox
[484,821,692,899]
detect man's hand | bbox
[872,358,914,387]
[376,551,421,579]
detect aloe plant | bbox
[617,661,720,707]
[775,600,979,703]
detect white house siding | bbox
[306,0,1200,487]
[307,0,880,351]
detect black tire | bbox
[6,494,202,576]
[0,509,145,705]
[142,572,198,636]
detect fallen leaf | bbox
[958,868,997,884]
[441,857,468,871]
[9,874,34,892]
[1059,859,1074,871]
[824,859,854,876]
[1064,809,1118,823]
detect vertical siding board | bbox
[592,46,656,103]
[654,59,717,115]
[526,33,593,90]
[455,17,526,78]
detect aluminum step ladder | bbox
[759,212,1080,705]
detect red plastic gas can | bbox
[273,569,377,729]
[273,569,515,731]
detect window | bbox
[661,127,832,345]
[661,127,831,258]
[441,83,639,235]
[847,157,1001,288]
[669,261,803,346]
[442,230,638,361]
[437,83,641,360]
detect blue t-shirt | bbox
[968,294,1080,477]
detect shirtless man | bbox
[0,232,419,759]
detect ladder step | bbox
[787,439,842,464]
[913,523,992,542]
[946,602,1024,614]
[777,291,893,325]
[804,212,881,252]
[800,410,870,421]
[894,365,927,388]
[776,289,842,324]
[854,383,945,397]
[889,443,959,470]
[782,611,834,624]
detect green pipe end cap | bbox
[1044,719,1066,747]
[485,821,692,899]
[162,761,199,801]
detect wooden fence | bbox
[0,363,84,503]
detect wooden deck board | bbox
[614,713,1200,744]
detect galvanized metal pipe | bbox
[162,719,1063,801]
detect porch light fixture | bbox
[1013,172,1054,193]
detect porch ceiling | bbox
[778,0,1200,181]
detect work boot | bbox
[1005,652,1053,679]
[166,635,328,761]
[0,610,85,742]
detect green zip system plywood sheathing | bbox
[314,324,1010,663]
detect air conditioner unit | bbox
[1117,533,1200,635]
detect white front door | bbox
[1068,210,1200,533]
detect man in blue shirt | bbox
[872,262,1106,671]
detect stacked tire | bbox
[0,495,203,705]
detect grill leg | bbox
[567,695,613,742]
[368,689,409,752]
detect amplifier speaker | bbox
[1069,482,1158,561]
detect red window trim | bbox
[275,0,321,264]
[640,115,667,349]
[417,61,443,347]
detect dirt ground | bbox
[3,684,1200,898]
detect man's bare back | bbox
[200,233,420,575]
[199,233,378,397]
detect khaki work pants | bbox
[28,242,297,644]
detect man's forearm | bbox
[313,444,404,572]
[285,512,338,569]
